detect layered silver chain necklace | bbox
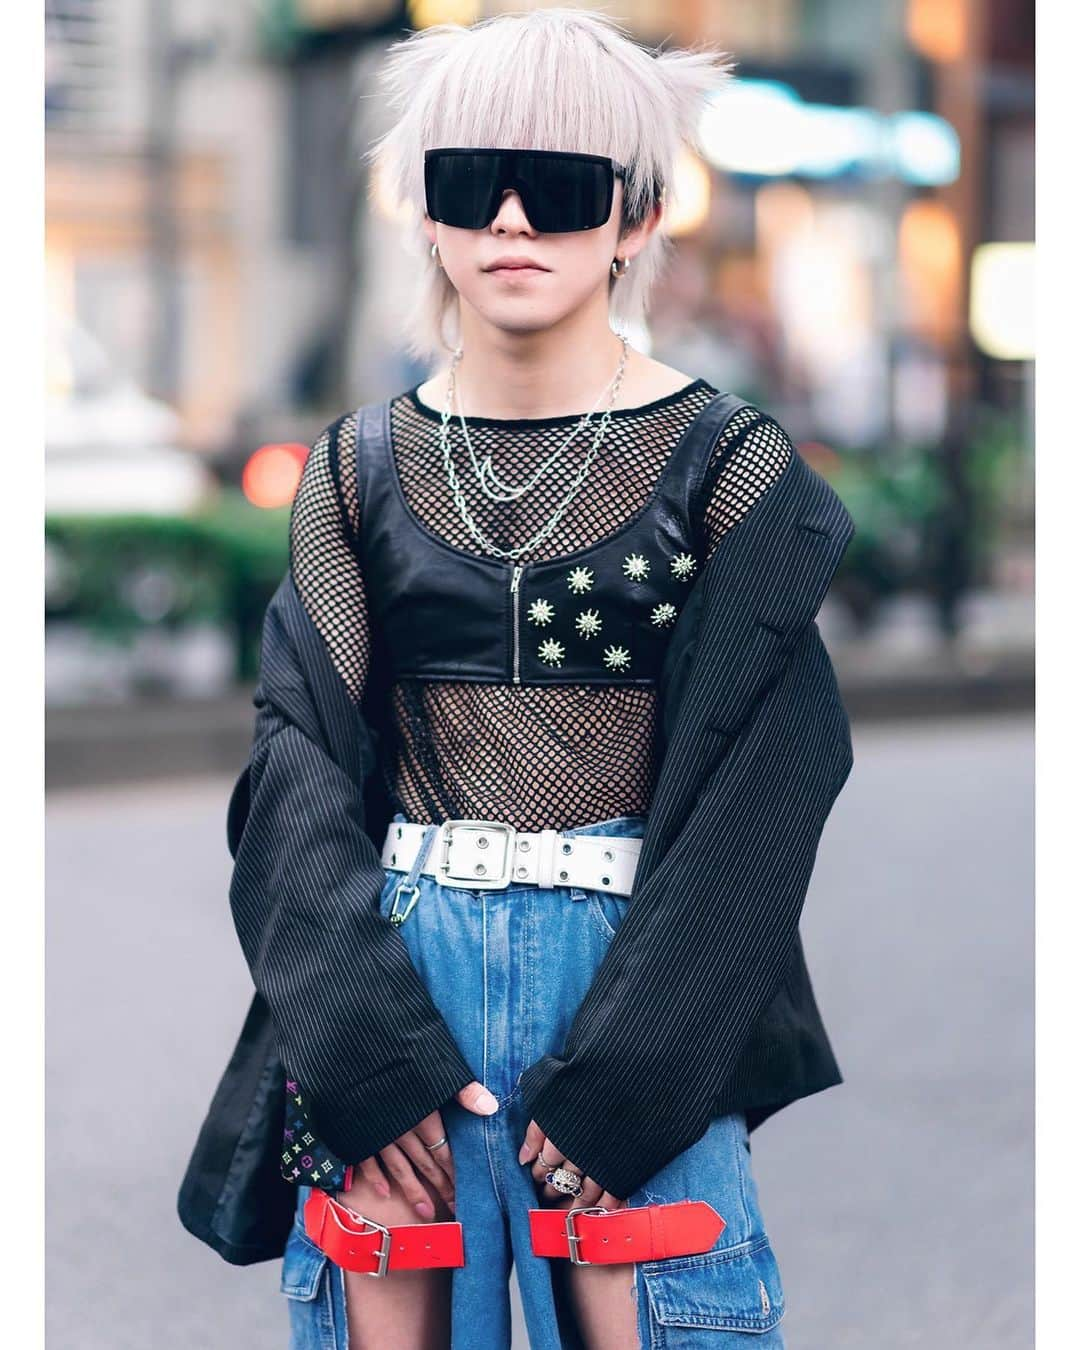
[437,333,630,561]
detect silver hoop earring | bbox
[431,241,442,268]
[611,256,631,279]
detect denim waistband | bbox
[559,813,648,839]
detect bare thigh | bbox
[339,1170,453,1350]
[554,1233,639,1349]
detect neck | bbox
[446,295,631,420]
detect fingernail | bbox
[476,1088,499,1114]
[415,1199,434,1219]
[518,1144,532,1164]
[376,1181,391,1198]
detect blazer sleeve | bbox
[226,421,479,1167]
[516,618,853,1200]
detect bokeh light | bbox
[242,443,309,509]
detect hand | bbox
[336,1079,499,1221]
[518,1117,626,1211]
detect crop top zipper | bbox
[509,563,524,684]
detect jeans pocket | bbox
[585,890,629,942]
[280,1190,349,1350]
[280,1206,328,1302]
[640,1234,786,1347]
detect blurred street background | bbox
[44,1,1034,1346]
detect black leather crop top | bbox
[353,391,747,688]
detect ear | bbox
[618,196,664,257]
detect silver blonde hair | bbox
[363,7,735,364]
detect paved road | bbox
[46,713,1033,1348]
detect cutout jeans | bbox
[280,812,788,1348]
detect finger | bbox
[561,1175,603,1207]
[548,1178,622,1211]
[396,1131,456,1211]
[456,1080,500,1116]
[380,1142,437,1219]
[531,1140,566,1187]
[336,1156,389,1208]
[357,1156,391,1198]
[542,1153,585,1200]
[416,1113,455,1187]
[518,1118,546,1163]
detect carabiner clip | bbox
[389,881,421,926]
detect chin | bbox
[475,303,565,335]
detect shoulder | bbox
[291,408,366,543]
[296,404,375,490]
[704,398,796,475]
[698,400,796,557]
[308,407,363,456]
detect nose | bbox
[490,187,537,234]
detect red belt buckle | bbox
[303,1189,465,1277]
[528,1200,726,1265]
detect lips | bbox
[483,258,549,274]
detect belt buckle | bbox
[326,1199,393,1277]
[564,1206,611,1265]
[360,1219,392,1278]
[438,819,517,889]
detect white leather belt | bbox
[380,818,642,898]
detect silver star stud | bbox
[527,598,555,626]
[566,565,595,594]
[622,552,650,581]
[602,644,631,671]
[538,637,566,667]
[575,608,602,638]
[651,602,678,627]
[670,551,698,581]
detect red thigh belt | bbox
[303,1188,465,1278]
[529,1200,726,1265]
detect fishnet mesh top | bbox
[288,381,793,832]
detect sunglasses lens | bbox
[517,155,612,233]
[425,153,504,229]
[425,152,613,233]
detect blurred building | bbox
[45,1,1033,450]
[45,0,354,453]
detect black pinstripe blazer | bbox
[178,432,855,1265]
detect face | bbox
[422,176,661,338]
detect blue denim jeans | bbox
[281,812,787,1348]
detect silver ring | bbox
[424,1135,449,1151]
[537,1148,554,1168]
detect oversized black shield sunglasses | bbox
[424,147,628,234]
